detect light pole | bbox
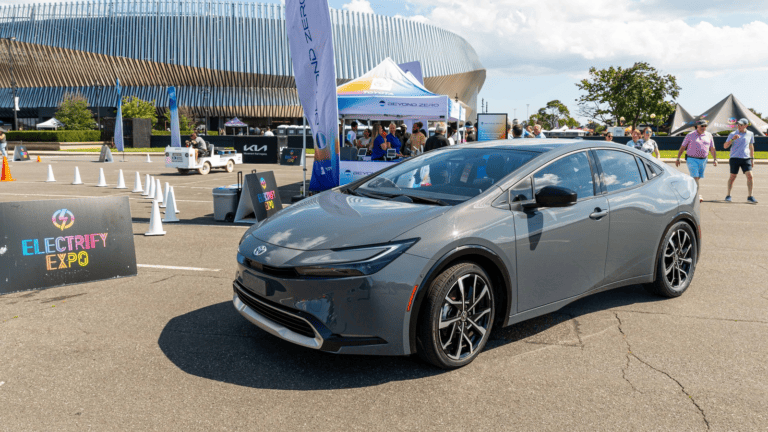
[3,37,18,131]
[526,104,529,122]
[202,86,210,135]
[95,80,103,138]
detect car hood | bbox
[249,190,450,251]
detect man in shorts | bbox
[676,119,717,202]
[724,118,757,203]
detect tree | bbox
[748,108,768,123]
[163,107,195,133]
[54,92,96,130]
[528,100,578,130]
[575,62,680,130]
[120,96,158,125]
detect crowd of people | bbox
[344,120,475,161]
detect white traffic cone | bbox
[160,182,170,208]
[154,179,164,204]
[115,169,127,189]
[171,185,179,213]
[132,172,143,193]
[72,167,83,185]
[142,174,151,196]
[45,165,56,182]
[145,200,166,236]
[148,176,156,198]
[96,168,108,187]
[162,187,180,223]
[146,153,152,163]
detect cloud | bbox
[342,0,374,15]
[407,0,768,75]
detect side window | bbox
[637,157,648,182]
[595,150,642,193]
[645,160,663,178]
[510,177,533,202]
[533,152,595,200]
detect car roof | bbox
[453,138,586,153]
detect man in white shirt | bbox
[724,118,757,203]
[263,127,274,137]
[346,121,361,147]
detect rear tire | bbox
[225,159,235,173]
[198,162,211,175]
[416,262,495,369]
[643,221,697,298]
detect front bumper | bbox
[232,245,430,356]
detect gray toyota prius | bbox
[233,140,700,369]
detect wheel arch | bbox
[408,245,513,354]
[651,212,701,282]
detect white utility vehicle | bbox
[165,144,243,175]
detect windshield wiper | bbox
[343,188,387,200]
[389,193,451,206]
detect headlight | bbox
[295,239,418,278]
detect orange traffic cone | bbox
[37,156,41,162]
[1,156,15,182]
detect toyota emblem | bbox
[254,246,267,256]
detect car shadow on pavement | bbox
[158,284,660,390]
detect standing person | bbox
[0,128,7,159]
[386,123,403,157]
[360,128,372,151]
[724,118,757,203]
[511,124,524,139]
[396,124,411,147]
[346,121,361,148]
[370,124,389,161]
[675,119,717,202]
[447,126,457,145]
[525,125,534,137]
[605,132,614,142]
[533,124,546,138]
[639,127,660,158]
[263,127,274,137]
[627,129,643,148]
[424,122,450,151]
[407,124,426,154]
[466,122,476,142]
[417,122,428,139]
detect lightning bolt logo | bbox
[52,209,75,231]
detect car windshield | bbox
[355,148,537,204]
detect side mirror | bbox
[524,186,577,209]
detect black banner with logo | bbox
[0,197,138,295]
[279,147,303,165]
[231,137,278,164]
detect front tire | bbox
[416,262,495,369]
[198,162,211,175]
[225,159,235,173]
[644,221,697,298]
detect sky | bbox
[3,0,767,124]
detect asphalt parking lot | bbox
[1,156,766,431]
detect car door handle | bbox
[590,208,609,220]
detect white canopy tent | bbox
[336,57,465,122]
[36,117,65,130]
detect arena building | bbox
[0,0,485,130]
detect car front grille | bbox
[234,283,317,339]
[244,257,299,279]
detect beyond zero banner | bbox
[0,197,138,295]
[286,0,340,191]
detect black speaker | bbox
[103,118,152,148]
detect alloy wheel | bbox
[663,229,693,289]
[438,273,493,360]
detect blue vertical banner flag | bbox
[286,0,339,191]
[114,79,124,152]
[167,86,181,148]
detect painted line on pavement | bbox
[137,264,220,272]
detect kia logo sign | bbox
[244,145,268,153]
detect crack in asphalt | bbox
[614,312,710,430]
[617,309,768,325]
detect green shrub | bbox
[6,130,102,142]
[717,130,732,136]
[655,132,668,136]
